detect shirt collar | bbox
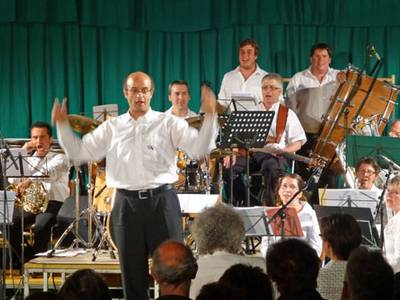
[235,63,264,76]
[122,108,157,123]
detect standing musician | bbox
[218,39,268,107]
[223,73,306,206]
[9,121,70,265]
[165,80,197,118]
[52,71,218,300]
[286,43,345,202]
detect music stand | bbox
[231,93,261,111]
[220,111,275,206]
[234,206,271,254]
[0,191,15,224]
[314,205,380,247]
[319,188,379,216]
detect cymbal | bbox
[210,148,232,159]
[185,115,226,129]
[68,115,101,134]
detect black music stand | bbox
[220,111,275,206]
[314,205,380,247]
[234,206,271,254]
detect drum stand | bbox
[91,212,116,261]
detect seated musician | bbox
[389,119,400,138]
[354,157,381,191]
[223,73,307,206]
[9,121,69,265]
[260,173,322,257]
[165,80,197,119]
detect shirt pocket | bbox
[142,134,171,172]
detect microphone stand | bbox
[374,163,393,249]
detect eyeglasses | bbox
[126,87,153,95]
[356,169,376,175]
[262,85,281,91]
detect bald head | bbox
[123,71,154,119]
[151,240,197,286]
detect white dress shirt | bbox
[384,211,400,272]
[28,151,70,202]
[285,67,340,133]
[261,102,307,149]
[218,64,267,106]
[164,107,197,119]
[57,109,218,190]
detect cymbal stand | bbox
[92,212,116,261]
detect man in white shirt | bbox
[52,71,218,300]
[165,80,197,119]
[224,73,306,206]
[286,43,345,203]
[218,39,267,108]
[10,121,69,264]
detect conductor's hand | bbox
[51,97,68,125]
[200,84,216,115]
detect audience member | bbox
[151,240,198,300]
[190,204,265,298]
[341,246,394,300]
[317,214,362,300]
[24,291,57,300]
[195,282,246,300]
[219,263,273,300]
[58,268,111,300]
[266,238,325,300]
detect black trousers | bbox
[10,200,62,265]
[111,186,182,300]
[223,152,289,206]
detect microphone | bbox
[378,154,400,171]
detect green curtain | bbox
[1,0,400,137]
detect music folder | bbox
[265,206,304,237]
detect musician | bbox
[286,42,345,202]
[165,80,197,118]
[224,73,306,206]
[389,119,400,138]
[9,121,69,264]
[354,157,381,191]
[52,71,218,300]
[218,39,267,107]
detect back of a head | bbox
[196,281,247,300]
[319,213,362,260]
[345,247,394,300]
[219,264,273,300]
[58,269,111,300]
[151,240,198,286]
[24,291,57,300]
[266,238,320,295]
[191,204,245,255]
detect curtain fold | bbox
[1,1,400,137]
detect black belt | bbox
[120,184,175,200]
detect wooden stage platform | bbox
[19,249,123,298]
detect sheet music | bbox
[0,148,32,177]
[93,104,119,122]
[231,92,262,111]
[319,188,379,216]
[178,194,218,214]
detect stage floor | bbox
[21,249,122,298]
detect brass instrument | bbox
[10,181,49,215]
